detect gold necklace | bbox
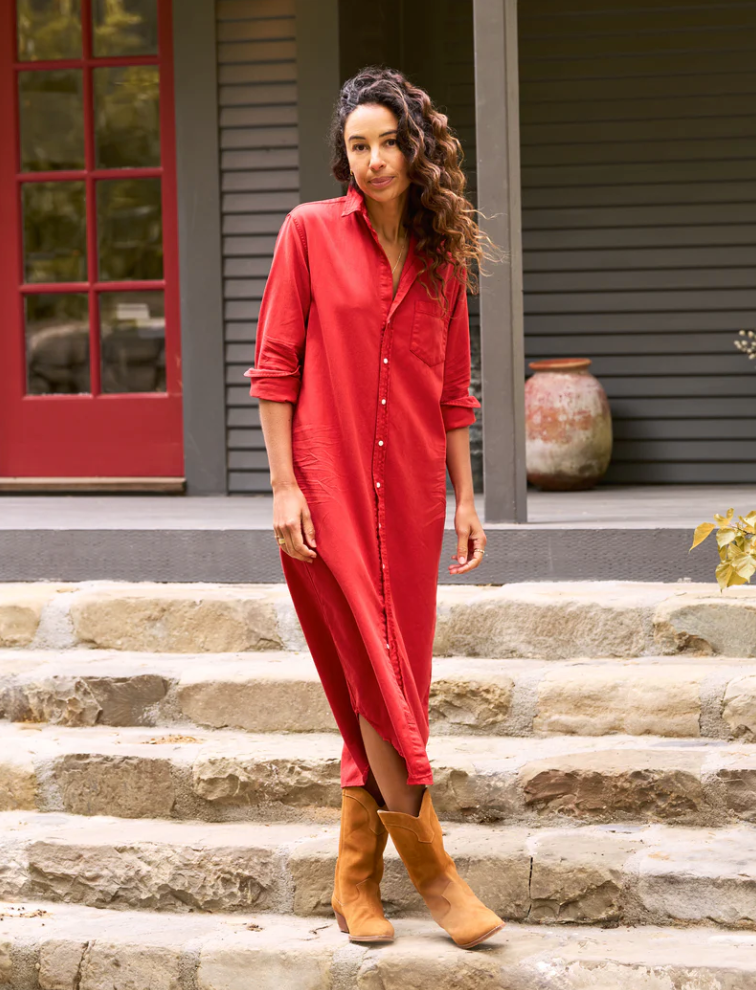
[391,231,407,275]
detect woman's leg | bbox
[359,714,425,816]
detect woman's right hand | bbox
[273,482,318,563]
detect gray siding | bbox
[518,0,756,483]
[219,0,299,493]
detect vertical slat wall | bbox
[518,0,756,483]
[218,0,299,493]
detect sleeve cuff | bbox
[244,368,301,404]
[441,394,481,431]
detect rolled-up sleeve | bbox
[440,277,482,431]
[243,211,310,404]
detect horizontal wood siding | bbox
[218,0,298,493]
[519,0,756,484]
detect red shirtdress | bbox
[244,181,481,788]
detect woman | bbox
[245,66,505,950]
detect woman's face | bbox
[344,103,410,205]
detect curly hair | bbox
[329,65,503,312]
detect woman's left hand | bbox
[449,501,487,574]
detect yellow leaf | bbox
[745,511,756,526]
[690,522,716,550]
[730,548,756,581]
[714,508,735,527]
[716,560,749,589]
[716,527,739,549]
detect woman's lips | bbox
[370,176,394,187]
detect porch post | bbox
[473,0,527,522]
[173,0,227,494]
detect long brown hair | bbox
[329,65,503,312]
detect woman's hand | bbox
[449,500,486,574]
[273,482,318,563]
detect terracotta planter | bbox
[525,358,612,491]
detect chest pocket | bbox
[410,297,448,367]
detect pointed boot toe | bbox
[378,788,505,949]
[332,786,395,943]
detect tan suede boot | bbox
[377,787,505,949]
[331,786,395,942]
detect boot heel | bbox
[334,908,349,933]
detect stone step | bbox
[2,722,755,827]
[2,580,755,658]
[1,811,755,929]
[3,649,756,742]
[2,900,756,990]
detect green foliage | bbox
[690,508,756,591]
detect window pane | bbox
[25,293,89,394]
[92,0,158,57]
[97,179,163,281]
[23,182,87,283]
[19,70,84,171]
[94,66,160,169]
[17,0,82,61]
[100,291,165,393]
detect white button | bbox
[386,642,390,648]
[383,358,388,363]
[378,440,383,446]
[382,563,385,568]
[381,399,386,404]
[376,482,380,488]
[378,522,381,528]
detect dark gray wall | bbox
[518,0,756,484]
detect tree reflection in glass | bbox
[97,179,163,281]
[94,66,160,169]
[19,70,85,171]
[17,0,82,61]
[92,0,158,57]
[23,182,87,283]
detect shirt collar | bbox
[341,181,368,217]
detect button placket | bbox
[359,205,418,695]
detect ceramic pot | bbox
[525,358,612,491]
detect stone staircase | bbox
[1,580,756,989]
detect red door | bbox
[0,0,182,481]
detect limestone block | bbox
[534,666,703,737]
[520,751,707,823]
[39,939,86,990]
[27,840,282,913]
[528,830,637,924]
[429,674,514,730]
[79,943,181,990]
[192,752,341,809]
[631,826,756,928]
[0,584,56,647]
[436,588,649,659]
[0,758,38,811]
[653,595,756,657]
[197,936,333,990]
[69,587,282,652]
[43,675,166,727]
[54,754,175,818]
[178,672,334,733]
[722,675,756,740]
[714,767,756,823]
